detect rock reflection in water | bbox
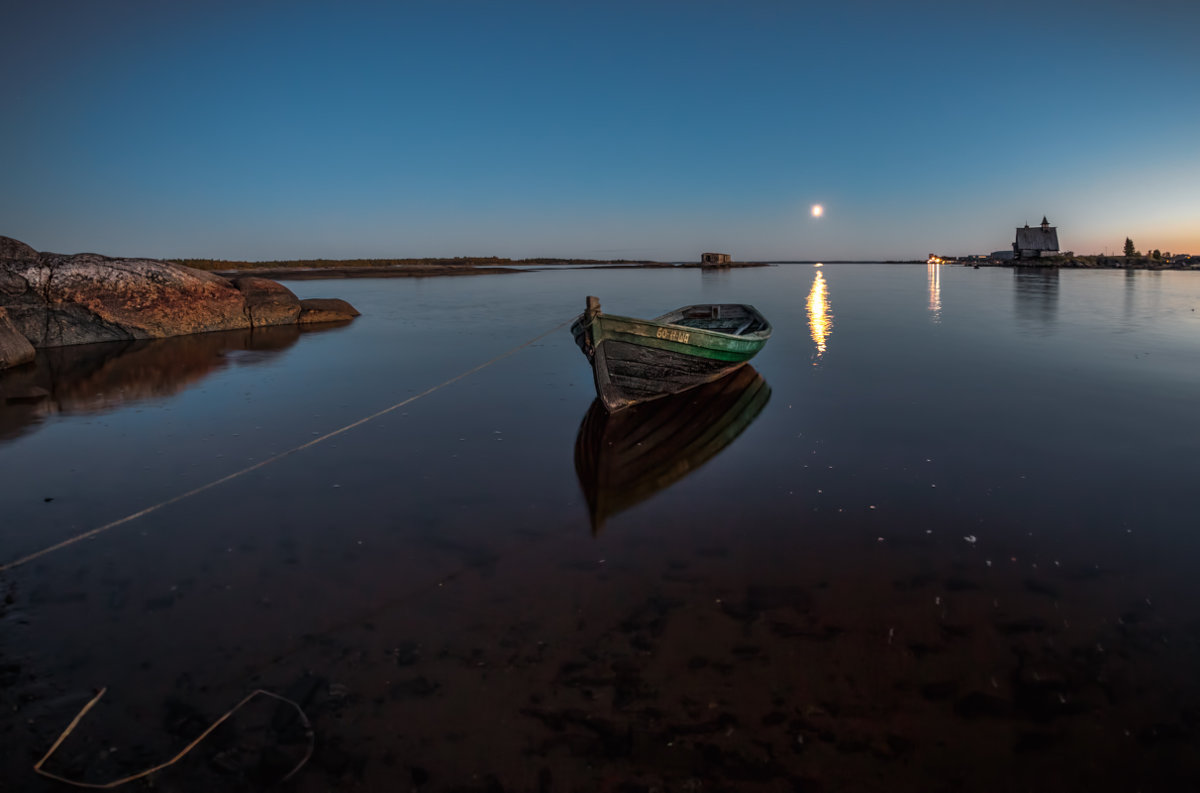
[574,365,770,533]
[0,322,347,440]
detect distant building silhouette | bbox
[1013,217,1059,259]
[701,252,732,265]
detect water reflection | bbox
[699,265,730,292]
[0,323,347,441]
[1012,266,1059,332]
[1121,267,1136,310]
[927,261,942,323]
[807,270,832,362]
[573,365,770,533]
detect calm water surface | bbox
[2,264,1199,791]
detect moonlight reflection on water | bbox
[807,268,832,361]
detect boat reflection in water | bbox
[573,365,770,534]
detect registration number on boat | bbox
[656,327,690,343]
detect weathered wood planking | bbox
[571,297,771,412]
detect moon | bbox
[811,204,824,218]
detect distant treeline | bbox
[171,256,661,271]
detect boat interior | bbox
[654,304,770,337]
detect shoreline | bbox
[969,255,1198,271]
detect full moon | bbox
[811,204,824,218]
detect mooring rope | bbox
[0,316,576,573]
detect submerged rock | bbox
[0,236,359,368]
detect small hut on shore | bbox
[1013,217,1059,259]
[701,252,732,266]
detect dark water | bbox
[2,264,1199,791]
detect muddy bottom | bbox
[4,518,1198,793]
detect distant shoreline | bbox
[185,256,1200,281]
[182,256,658,272]
[204,260,774,280]
[213,264,523,279]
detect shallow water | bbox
[2,263,1199,791]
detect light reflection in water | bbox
[927,262,942,323]
[807,270,832,363]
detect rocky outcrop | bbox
[298,298,361,324]
[0,307,35,369]
[0,236,359,369]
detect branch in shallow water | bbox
[33,687,314,789]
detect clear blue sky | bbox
[3,0,1197,261]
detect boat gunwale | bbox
[577,305,772,347]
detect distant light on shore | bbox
[811,204,824,218]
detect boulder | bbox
[298,298,361,324]
[0,236,358,363]
[0,307,35,369]
[232,277,302,327]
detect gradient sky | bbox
[4,0,1198,261]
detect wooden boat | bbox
[570,296,771,411]
[574,365,770,533]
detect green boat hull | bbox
[571,300,771,411]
